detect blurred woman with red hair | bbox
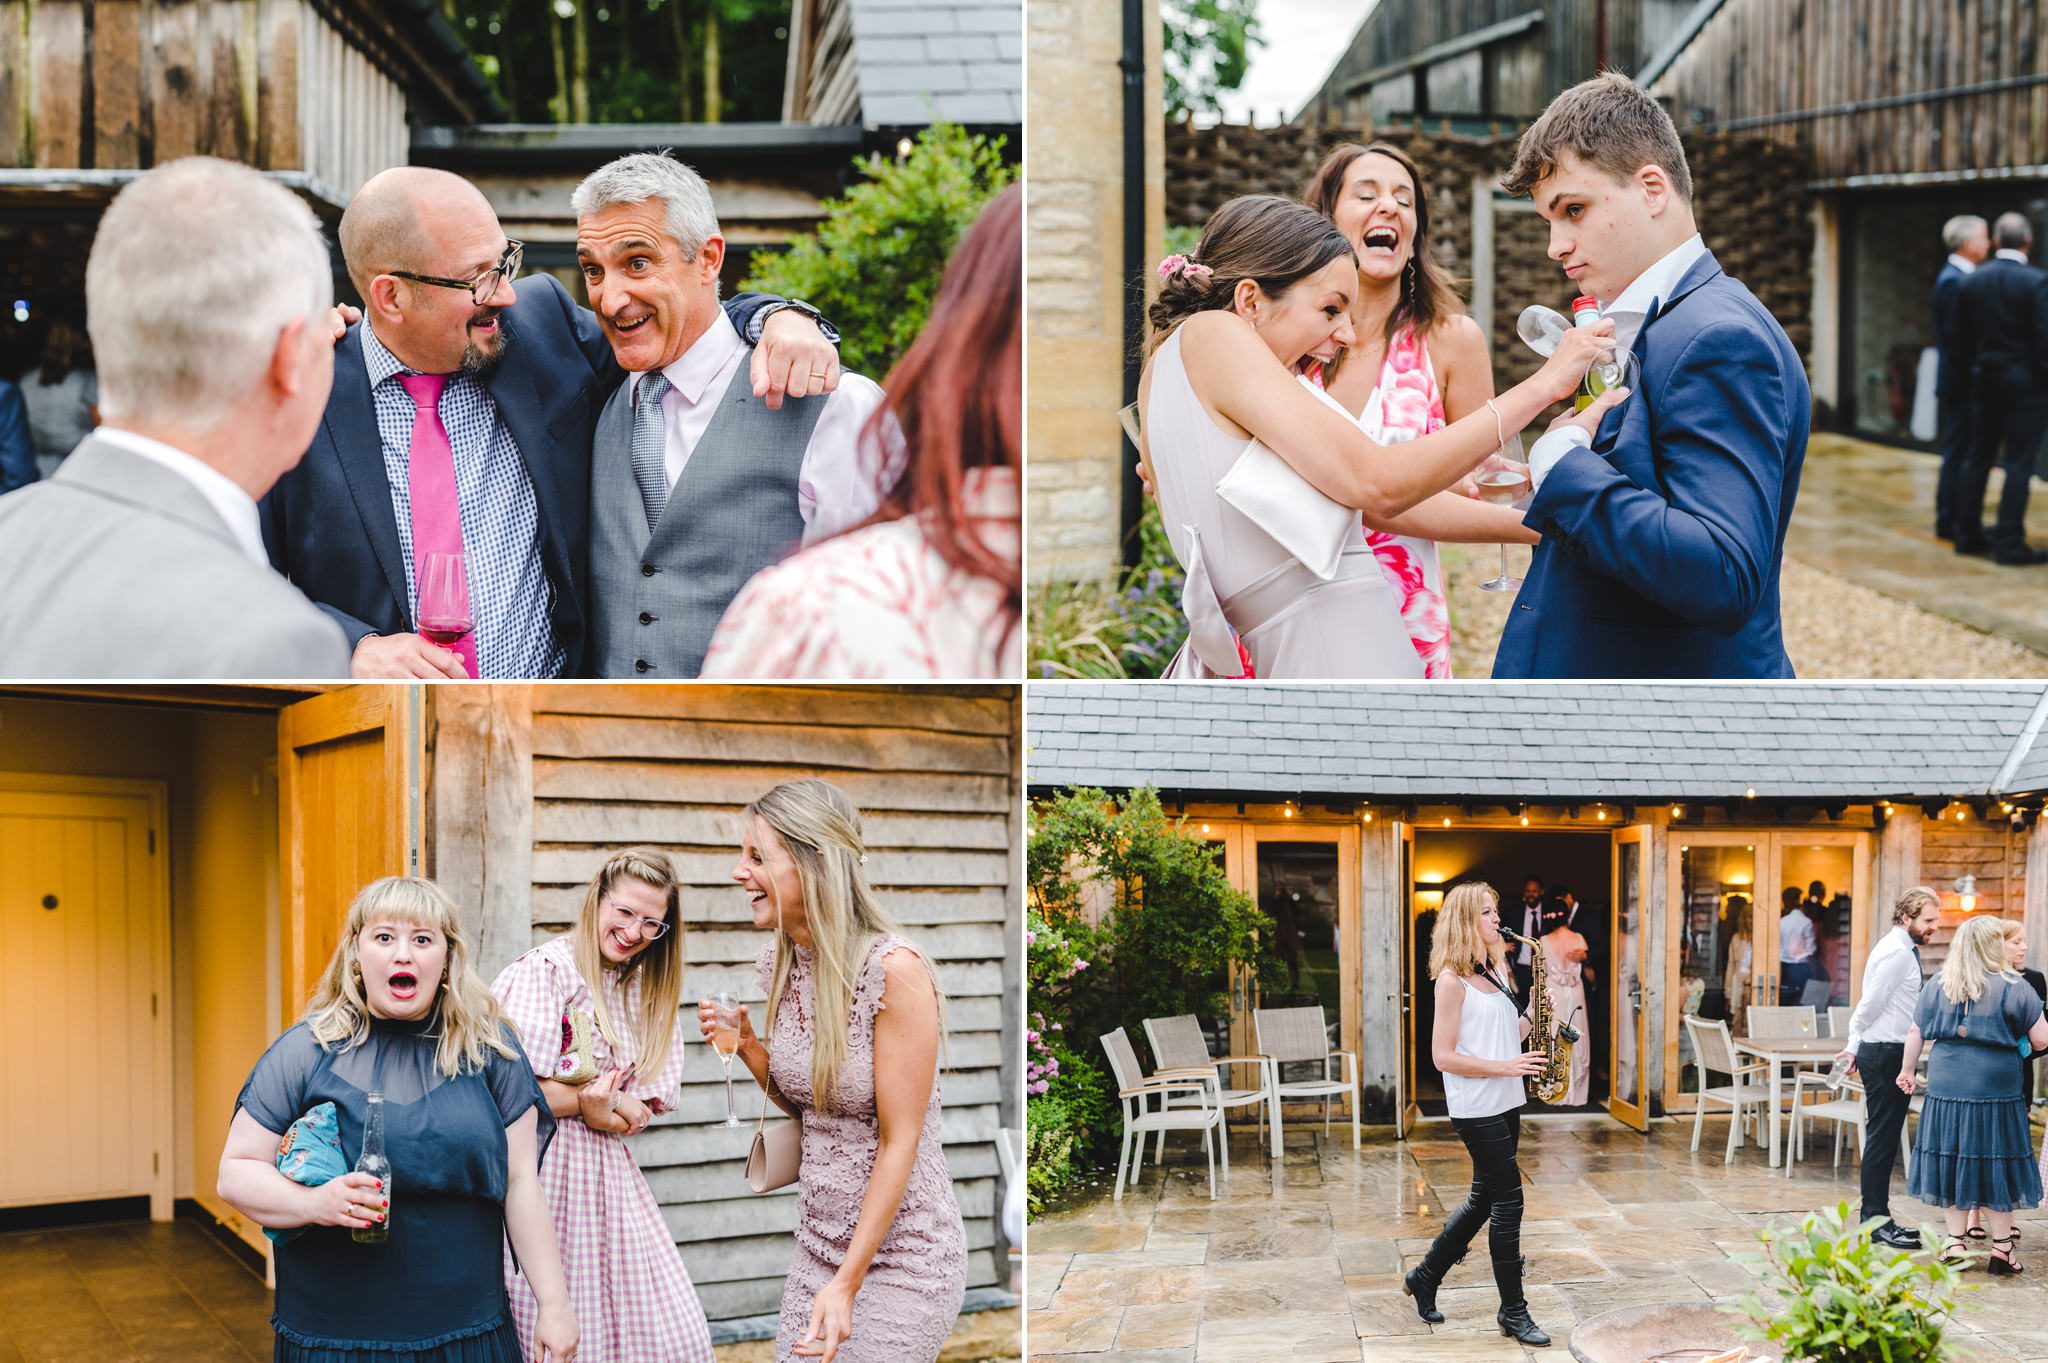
[702,184,1022,678]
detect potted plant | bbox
[1733,1201,1973,1362]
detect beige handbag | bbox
[745,1102,801,1193]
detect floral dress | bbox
[758,936,967,1362]
[493,937,713,1363]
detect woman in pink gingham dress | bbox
[493,848,714,1363]
[710,778,967,1363]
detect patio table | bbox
[1734,1033,1843,1167]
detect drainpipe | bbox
[1118,0,1147,567]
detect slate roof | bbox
[1026,684,2048,802]
[1995,691,2048,795]
[847,0,1023,127]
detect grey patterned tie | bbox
[630,370,673,530]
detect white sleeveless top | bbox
[1443,970,1526,1119]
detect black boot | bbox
[1401,1245,1465,1323]
[1494,1256,1550,1346]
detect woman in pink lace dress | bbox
[1304,142,1543,677]
[493,848,714,1363]
[703,779,966,1363]
[702,186,1022,679]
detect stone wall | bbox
[1024,0,1163,582]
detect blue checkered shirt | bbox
[361,324,566,678]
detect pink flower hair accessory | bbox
[1157,254,1213,281]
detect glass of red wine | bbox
[416,551,474,670]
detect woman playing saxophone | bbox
[1403,882,1552,1346]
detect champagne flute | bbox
[1475,434,1530,593]
[416,551,474,664]
[1117,401,1142,448]
[711,991,743,1128]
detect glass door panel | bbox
[1255,839,1343,1086]
[1608,826,1648,1130]
[1779,842,1858,1025]
[1672,838,1762,1107]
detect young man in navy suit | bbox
[1492,73,1809,679]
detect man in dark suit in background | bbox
[1510,875,1547,1005]
[262,167,835,677]
[1933,214,1989,542]
[1951,211,2048,565]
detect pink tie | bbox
[398,373,478,678]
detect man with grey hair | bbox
[1934,214,1990,542]
[1952,210,2048,564]
[0,157,349,677]
[577,152,890,678]
[262,165,839,679]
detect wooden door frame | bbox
[0,772,172,1217]
[1608,825,1649,1131]
[1395,818,1417,1137]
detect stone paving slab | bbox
[1029,1116,2048,1360]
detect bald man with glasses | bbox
[261,166,838,678]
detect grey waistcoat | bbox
[589,355,827,677]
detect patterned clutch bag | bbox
[554,1008,599,1085]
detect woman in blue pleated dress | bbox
[1901,914,2048,1274]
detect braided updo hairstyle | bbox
[1146,194,1356,355]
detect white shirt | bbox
[1513,901,1543,964]
[1528,232,1711,489]
[1444,972,1526,1119]
[94,425,268,567]
[1997,248,2031,264]
[1948,252,1979,276]
[626,310,895,545]
[1778,906,1816,963]
[1844,925,1924,1052]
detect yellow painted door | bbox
[0,781,165,1211]
[1607,825,1650,1132]
[278,687,423,1028]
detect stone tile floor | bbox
[1027,1115,2048,1362]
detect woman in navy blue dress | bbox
[1901,915,2048,1274]
[218,876,579,1361]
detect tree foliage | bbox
[445,0,791,124]
[741,122,1017,379]
[1162,0,1263,122]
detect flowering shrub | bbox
[1028,484,1187,679]
[1024,787,1276,1215]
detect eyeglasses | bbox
[388,240,524,305]
[605,895,672,940]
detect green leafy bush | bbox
[741,121,1016,378]
[1734,1201,1972,1362]
[1025,785,1277,1194]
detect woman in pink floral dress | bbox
[1304,142,1543,677]
[702,186,1022,680]
[704,779,966,1363]
[493,848,714,1363]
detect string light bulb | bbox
[1745,787,1756,799]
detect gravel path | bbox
[1441,544,2048,679]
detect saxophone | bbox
[1505,930,1579,1104]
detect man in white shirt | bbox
[1778,888,1818,1001]
[1838,886,1943,1249]
[575,152,892,677]
[0,157,349,677]
[1492,73,1808,679]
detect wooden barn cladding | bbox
[429,683,1023,1326]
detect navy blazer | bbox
[1933,260,1970,400]
[261,275,779,675]
[1493,250,1810,679]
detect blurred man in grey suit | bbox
[0,157,348,678]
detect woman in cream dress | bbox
[1136,195,1618,678]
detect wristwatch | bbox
[750,297,841,346]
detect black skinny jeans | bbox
[1436,1109,1525,1264]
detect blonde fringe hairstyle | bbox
[1428,881,1509,981]
[574,847,687,1083]
[1939,914,2016,1004]
[305,876,517,1078]
[750,778,946,1113]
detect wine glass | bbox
[711,992,743,1128]
[1579,345,1640,414]
[1475,434,1530,593]
[416,551,473,655]
[1516,304,1571,357]
[1117,401,1142,448]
